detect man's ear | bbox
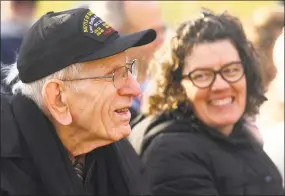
[42,79,72,125]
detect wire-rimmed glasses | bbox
[62,59,137,89]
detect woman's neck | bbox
[217,125,234,136]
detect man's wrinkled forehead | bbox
[83,52,128,70]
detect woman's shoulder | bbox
[130,112,195,140]
[129,112,187,155]
[129,112,212,156]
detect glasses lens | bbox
[130,60,138,79]
[221,63,244,82]
[190,70,214,88]
[114,66,128,89]
[113,60,138,89]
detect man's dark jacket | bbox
[0,94,151,195]
[129,111,284,195]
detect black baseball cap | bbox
[17,8,156,83]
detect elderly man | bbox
[0,8,156,195]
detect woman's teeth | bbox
[210,97,233,106]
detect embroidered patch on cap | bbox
[82,10,117,42]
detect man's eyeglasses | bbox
[62,59,137,89]
[182,61,244,89]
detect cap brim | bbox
[78,29,156,62]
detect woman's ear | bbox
[42,79,72,125]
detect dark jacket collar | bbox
[137,109,261,148]
[188,114,261,148]
[1,94,85,195]
[1,94,27,158]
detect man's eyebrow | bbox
[102,63,123,75]
[103,56,129,73]
[93,56,129,75]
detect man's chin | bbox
[118,124,131,138]
[109,125,131,141]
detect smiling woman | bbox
[181,40,247,136]
[129,9,284,195]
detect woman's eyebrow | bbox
[186,60,242,71]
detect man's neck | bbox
[53,123,113,157]
[68,152,85,165]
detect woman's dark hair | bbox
[142,9,267,117]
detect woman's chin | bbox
[212,114,241,126]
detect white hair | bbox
[2,62,83,108]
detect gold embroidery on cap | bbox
[82,10,114,37]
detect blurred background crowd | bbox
[1,0,284,186]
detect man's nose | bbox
[118,72,141,97]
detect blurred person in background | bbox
[129,10,284,195]
[251,3,284,183]
[1,0,38,94]
[258,28,284,186]
[1,7,156,195]
[81,1,167,121]
[251,4,284,91]
[246,3,284,146]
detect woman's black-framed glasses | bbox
[181,61,245,89]
[62,59,137,89]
